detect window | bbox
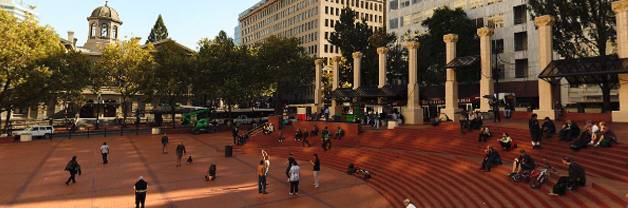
[514,32,528,51]
[324,44,328,53]
[113,26,118,39]
[90,23,96,37]
[400,0,410,8]
[389,0,398,10]
[513,5,527,25]
[492,39,504,54]
[101,23,109,37]
[515,59,528,78]
[473,18,484,28]
[487,14,504,28]
[389,18,399,29]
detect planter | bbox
[151,127,161,135]
[20,134,32,142]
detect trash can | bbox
[225,145,233,157]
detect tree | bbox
[255,36,314,106]
[148,40,194,127]
[0,10,65,133]
[46,51,95,123]
[146,14,169,44]
[328,7,374,86]
[528,0,617,112]
[410,7,479,90]
[100,38,155,126]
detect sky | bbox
[29,0,260,49]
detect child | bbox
[186,154,193,165]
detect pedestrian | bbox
[133,176,148,208]
[310,153,320,188]
[257,160,268,194]
[529,114,542,149]
[64,156,81,185]
[232,126,239,145]
[403,199,417,208]
[288,161,300,196]
[285,153,295,179]
[491,96,501,123]
[161,133,169,154]
[100,142,110,164]
[175,142,186,167]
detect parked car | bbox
[14,125,54,139]
[232,115,268,126]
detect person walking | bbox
[310,153,320,188]
[100,142,110,164]
[257,160,268,194]
[288,161,300,196]
[133,176,148,208]
[175,142,186,167]
[64,156,81,185]
[161,133,169,154]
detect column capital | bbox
[352,51,363,59]
[331,56,341,63]
[314,59,324,66]
[443,34,459,43]
[613,0,628,13]
[534,15,554,27]
[476,27,494,37]
[377,47,389,55]
[405,41,420,49]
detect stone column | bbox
[377,47,389,88]
[477,27,494,112]
[443,34,459,121]
[404,41,423,124]
[352,52,363,90]
[330,56,341,116]
[313,59,324,113]
[533,15,556,120]
[613,0,628,122]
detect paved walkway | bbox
[0,133,389,208]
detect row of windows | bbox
[89,22,118,39]
[242,5,317,37]
[242,0,317,27]
[324,0,384,12]
[242,19,318,43]
[390,0,503,10]
[324,6,384,23]
[323,44,340,54]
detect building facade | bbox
[0,0,37,21]
[387,0,618,109]
[239,0,385,61]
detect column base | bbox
[403,107,424,125]
[330,100,338,117]
[442,108,459,122]
[612,111,628,123]
[533,109,555,120]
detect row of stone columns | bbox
[314,0,627,123]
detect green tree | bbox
[146,14,169,43]
[0,10,64,133]
[148,40,195,127]
[410,7,480,90]
[528,0,617,112]
[100,38,155,126]
[328,7,374,86]
[255,36,314,106]
[46,51,95,121]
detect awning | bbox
[538,56,628,85]
[445,55,481,68]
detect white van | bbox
[14,125,54,139]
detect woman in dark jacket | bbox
[570,124,592,151]
[541,117,556,138]
[529,114,542,149]
[64,156,81,185]
[480,146,502,172]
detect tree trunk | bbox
[601,84,611,113]
[122,97,128,127]
[4,108,12,135]
[170,99,176,129]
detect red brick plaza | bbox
[0,132,386,208]
[1,120,628,208]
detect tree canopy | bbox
[146,14,169,43]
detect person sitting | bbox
[294,128,303,142]
[559,120,580,141]
[469,112,483,130]
[265,123,274,134]
[310,125,319,136]
[510,150,536,176]
[542,117,556,138]
[205,163,217,181]
[498,133,514,151]
[334,127,344,140]
[478,127,491,142]
[594,122,618,147]
[302,131,311,147]
[570,123,593,151]
[480,146,502,172]
[550,157,586,196]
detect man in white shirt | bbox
[100,142,110,164]
[403,199,417,208]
